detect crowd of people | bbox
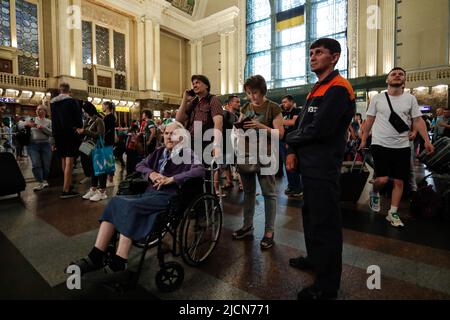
[1,36,446,300]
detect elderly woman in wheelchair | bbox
[67,121,205,276]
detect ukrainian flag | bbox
[276,5,305,31]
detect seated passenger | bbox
[67,122,204,274]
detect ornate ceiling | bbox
[166,0,195,15]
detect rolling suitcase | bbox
[340,150,370,202]
[0,152,26,197]
[418,137,450,174]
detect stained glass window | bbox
[0,0,11,47]
[82,21,92,65]
[246,0,348,88]
[96,25,109,67]
[16,0,39,77]
[113,31,125,72]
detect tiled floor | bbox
[1,157,449,300]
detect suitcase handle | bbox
[350,147,368,173]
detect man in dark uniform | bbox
[285,38,355,300]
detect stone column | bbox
[137,19,145,91]
[227,30,237,93]
[144,17,154,90]
[347,0,359,78]
[196,39,203,74]
[220,32,228,94]
[57,0,71,76]
[366,0,379,76]
[153,22,161,91]
[381,0,395,74]
[71,0,83,78]
[189,40,197,74]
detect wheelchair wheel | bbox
[179,194,223,266]
[155,262,184,292]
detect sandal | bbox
[260,233,275,249]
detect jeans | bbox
[240,172,277,232]
[28,142,52,183]
[279,140,303,191]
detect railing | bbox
[406,67,450,84]
[0,72,47,90]
[87,85,138,100]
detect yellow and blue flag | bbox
[276,5,305,31]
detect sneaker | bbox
[386,211,404,227]
[90,190,107,202]
[42,181,49,188]
[33,183,44,192]
[232,226,254,239]
[82,188,97,200]
[369,191,381,212]
[60,190,80,199]
[79,177,90,185]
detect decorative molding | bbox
[82,1,129,31]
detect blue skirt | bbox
[100,189,174,241]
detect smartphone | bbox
[234,116,253,129]
[187,89,196,97]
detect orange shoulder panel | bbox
[308,75,355,101]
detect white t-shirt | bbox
[367,92,422,149]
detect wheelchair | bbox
[106,160,223,293]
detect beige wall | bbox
[160,30,187,97]
[357,0,368,77]
[202,33,221,95]
[42,0,54,77]
[397,0,449,69]
[204,0,238,17]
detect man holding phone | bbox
[176,74,223,163]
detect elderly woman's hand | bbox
[153,176,175,190]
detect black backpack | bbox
[410,182,443,218]
[16,125,31,146]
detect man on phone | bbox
[176,75,223,163]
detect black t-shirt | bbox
[282,107,302,138]
[103,113,116,146]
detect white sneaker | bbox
[82,188,97,200]
[386,211,404,227]
[369,191,381,212]
[79,177,90,185]
[42,181,49,188]
[90,190,107,202]
[33,183,44,192]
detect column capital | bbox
[189,38,203,46]
[218,26,236,36]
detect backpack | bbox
[410,182,443,218]
[16,125,31,146]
